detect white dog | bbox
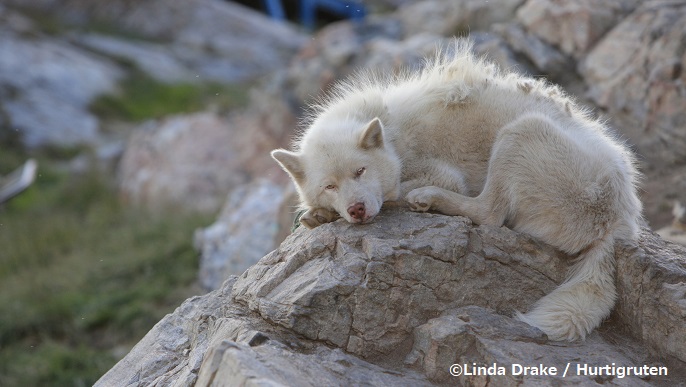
[271,40,643,341]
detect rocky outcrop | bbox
[52,0,307,83]
[0,5,123,148]
[516,0,641,58]
[577,0,686,228]
[97,207,686,386]
[1,1,305,148]
[580,0,686,173]
[117,113,248,213]
[398,0,524,37]
[194,180,296,291]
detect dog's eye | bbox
[325,184,336,190]
[355,167,366,177]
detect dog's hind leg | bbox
[408,113,625,340]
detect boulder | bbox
[117,112,247,213]
[169,0,307,83]
[0,7,123,148]
[494,23,571,80]
[72,33,195,84]
[516,0,642,58]
[398,0,524,37]
[579,1,686,172]
[97,207,686,386]
[8,0,307,84]
[194,180,297,291]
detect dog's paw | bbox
[299,207,340,229]
[405,186,439,212]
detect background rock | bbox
[0,6,123,148]
[516,0,642,58]
[579,0,686,228]
[117,112,247,213]
[0,1,306,149]
[98,208,686,386]
[194,179,297,291]
[579,1,686,172]
[399,0,524,37]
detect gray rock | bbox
[614,230,686,364]
[398,0,524,37]
[494,23,571,78]
[233,208,569,357]
[98,207,686,386]
[407,306,660,385]
[579,0,686,172]
[73,33,195,84]
[117,113,248,213]
[516,0,642,58]
[11,0,307,84]
[194,180,296,291]
[170,0,307,83]
[0,11,123,148]
[195,339,433,387]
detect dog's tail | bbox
[516,234,616,341]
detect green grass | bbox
[0,149,210,386]
[90,71,249,123]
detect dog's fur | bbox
[271,40,642,341]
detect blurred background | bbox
[1,0,684,385]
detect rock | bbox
[0,8,123,148]
[579,1,686,172]
[194,180,297,291]
[0,1,306,151]
[194,338,433,387]
[494,23,572,79]
[286,17,404,103]
[98,207,686,386]
[407,306,660,385]
[614,229,686,364]
[11,0,307,84]
[167,0,307,83]
[116,107,298,213]
[656,201,686,246]
[516,0,642,58]
[469,32,536,77]
[72,33,195,84]
[398,0,524,37]
[117,112,248,213]
[233,208,568,356]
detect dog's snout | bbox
[347,202,366,220]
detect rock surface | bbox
[117,113,247,213]
[97,207,686,386]
[0,0,305,148]
[194,180,296,291]
[516,0,641,58]
[579,0,686,172]
[0,6,123,148]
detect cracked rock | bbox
[97,207,686,386]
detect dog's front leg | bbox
[405,186,504,227]
[299,207,341,229]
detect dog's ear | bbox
[271,149,306,183]
[358,118,384,150]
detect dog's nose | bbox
[347,202,366,220]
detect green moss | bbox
[90,71,249,123]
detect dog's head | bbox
[272,117,401,226]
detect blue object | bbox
[259,0,367,29]
[301,0,366,29]
[261,0,286,20]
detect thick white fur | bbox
[271,40,643,341]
